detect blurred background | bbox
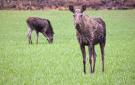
[0,0,135,10]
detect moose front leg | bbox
[80,44,86,74]
[88,44,93,73]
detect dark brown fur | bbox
[69,5,106,74]
[27,17,54,44]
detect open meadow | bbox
[0,9,135,85]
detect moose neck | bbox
[75,16,85,34]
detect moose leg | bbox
[100,43,105,72]
[36,31,39,44]
[27,29,32,44]
[42,28,49,41]
[80,44,86,74]
[88,44,93,73]
[93,47,96,73]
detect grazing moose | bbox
[27,17,54,44]
[69,5,106,74]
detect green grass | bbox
[0,9,135,85]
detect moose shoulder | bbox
[69,5,106,74]
[27,17,54,44]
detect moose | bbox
[69,5,106,74]
[26,17,54,44]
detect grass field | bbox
[0,9,135,85]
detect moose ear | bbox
[81,5,86,13]
[69,5,74,13]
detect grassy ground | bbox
[0,9,135,85]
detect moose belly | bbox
[93,35,105,45]
[77,33,103,45]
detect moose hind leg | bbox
[80,45,86,74]
[28,29,32,44]
[100,43,105,72]
[93,47,96,73]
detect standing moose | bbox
[69,5,106,74]
[27,17,54,44]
